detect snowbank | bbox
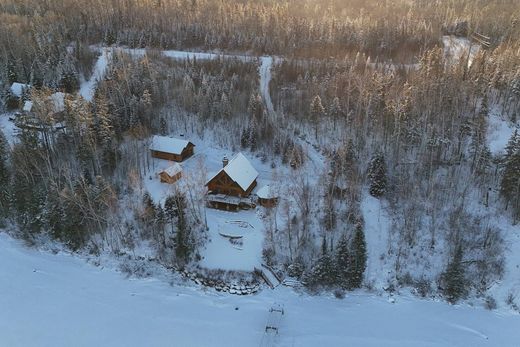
[1,232,520,347]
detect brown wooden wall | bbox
[151,144,194,162]
[160,171,182,184]
[207,171,256,197]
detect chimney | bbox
[222,156,229,168]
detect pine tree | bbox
[173,192,191,263]
[500,130,520,218]
[442,245,467,303]
[6,58,17,84]
[249,93,263,120]
[329,96,341,128]
[160,117,168,135]
[469,96,488,173]
[368,151,387,198]
[335,233,351,288]
[310,95,325,141]
[164,195,177,235]
[349,222,367,288]
[0,130,10,218]
[240,127,250,149]
[164,192,192,264]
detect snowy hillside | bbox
[1,232,520,347]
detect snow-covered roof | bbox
[208,152,258,191]
[256,185,277,199]
[49,92,65,113]
[161,163,182,177]
[150,135,193,155]
[21,92,67,113]
[10,83,30,97]
[22,101,33,112]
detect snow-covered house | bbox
[256,185,278,208]
[206,153,258,198]
[159,163,183,184]
[150,135,195,162]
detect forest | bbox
[0,0,520,307]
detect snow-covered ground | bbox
[487,107,519,155]
[79,49,111,101]
[200,209,264,271]
[260,56,275,117]
[0,112,17,145]
[442,35,480,67]
[362,194,393,289]
[1,232,520,347]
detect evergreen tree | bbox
[240,127,250,149]
[348,222,367,288]
[469,97,488,173]
[329,96,341,128]
[0,130,10,218]
[442,245,467,303]
[6,58,17,84]
[249,93,263,120]
[474,144,492,177]
[500,131,520,218]
[310,95,325,140]
[368,151,387,198]
[164,192,192,264]
[335,233,351,288]
[308,244,336,287]
[159,117,168,135]
[173,192,191,263]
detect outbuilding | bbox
[150,135,195,162]
[256,185,279,208]
[159,163,183,184]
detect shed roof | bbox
[10,83,30,97]
[207,152,258,191]
[256,185,278,199]
[23,101,33,112]
[150,135,194,155]
[50,92,65,113]
[161,163,182,177]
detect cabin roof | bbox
[161,163,182,177]
[207,152,258,191]
[256,185,277,199]
[23,101,33,112]
[150,135,194,155]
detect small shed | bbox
[10,83,30,98]
[206,153,258,198]
[256,185,279,208]
[159,163,182,184]
[150,135,195,162]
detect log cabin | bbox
[206,153,258,198]
[150,135,195,162]
[159,163,182,184]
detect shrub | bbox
[484,295,497,310]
